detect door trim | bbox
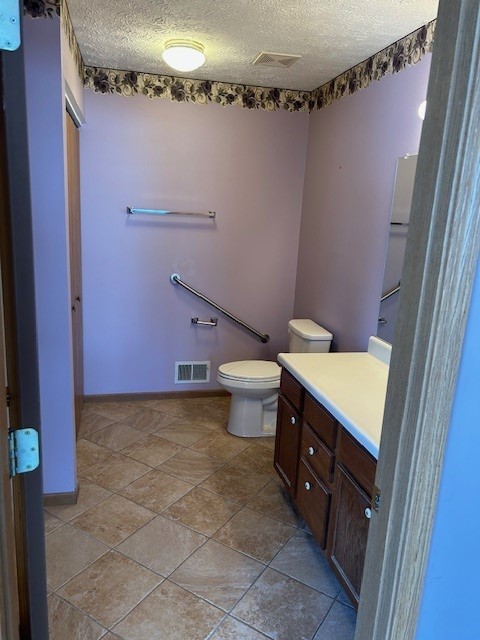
[356,3,480,639]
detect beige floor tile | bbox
[313,600,356,640]
[112,580,225,640]
[115,408,178,433]
[120,434,183,467]
[270,531,341,596]
[247,480,305,527]
[79,412,115,438]
[159,449,224,485]
[117,515,206,576]
[209,617,269,640]
[84,401,144,422]
[180,404,230,430]
[44,511,63,535]
[154,420,213,446]
[85,422,146,452]
[72,495,156,546]
[76,439,113,473]
[214,507,294,564]
[46,479,112,522]
[253,436,276,451]
[162,487,241,536]
[45,523,109,592]
[148,398,191,416]
[208,396,231,411]
[48,594,105,640]
[58,550,161,629]
[119,468,193,512]
[200,464,270,505]
[230,444,276,477]
[190,429,254,461]
[232,568,333,640]
[81,452,151,492]
[170,539,264,611]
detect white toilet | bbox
[217,319,333,438]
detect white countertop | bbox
[277,339,390,458]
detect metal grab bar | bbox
[381,282,401,302]
[127,207,216,219]
[170,273,270,343]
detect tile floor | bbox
[44,396,356,640]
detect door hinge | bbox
[6,387,11,408]
[372,485,381,512]
[0,0,21,51]
[8,428,40,478]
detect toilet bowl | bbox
[218,320,333,438]
[217,361,281,438]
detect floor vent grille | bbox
[175,361,210,384]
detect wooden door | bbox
[0,268,19,640]
[66,113,83,434]
[0,65,20,640]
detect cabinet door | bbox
[328,465,371,605]
[296,459,331,549]
[274,394,301,495]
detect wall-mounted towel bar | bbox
[127,207,216,219]
[170,273,270,343]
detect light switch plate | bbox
[0,0,20,52]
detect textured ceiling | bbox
[67,0,438,91]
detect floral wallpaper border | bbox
[24,0,435,114]
[83,68,311,113]
[310,20,436,112]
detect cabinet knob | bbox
[365,507,372,519]
[308,446,315,456]
[304,481,311,491]
[290,416,296,425]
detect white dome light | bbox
[418,100,427,120]
[162,39,206,73]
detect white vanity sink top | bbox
[277,337,391,459]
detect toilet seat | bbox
[218,360,281,383]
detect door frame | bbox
[356,3,480,639]
[1,39,49,640]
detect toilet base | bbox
[226,393,278,438]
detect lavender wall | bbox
[80,93,308,394]
[294,56,432,352]
[24,16,76,494]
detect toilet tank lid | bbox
[288,319,333,341]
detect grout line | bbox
[48,592,111,636]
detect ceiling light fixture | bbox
[162,39,206,73]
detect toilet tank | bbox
[288,319,333,353]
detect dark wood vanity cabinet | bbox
[274,369,377,608]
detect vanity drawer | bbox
[304,393,337,450]
[338,428,376,496]
[279,368,304,412]
[300,423,335,486]
[296,459,331,549]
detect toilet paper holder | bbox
[191,317,218,327]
